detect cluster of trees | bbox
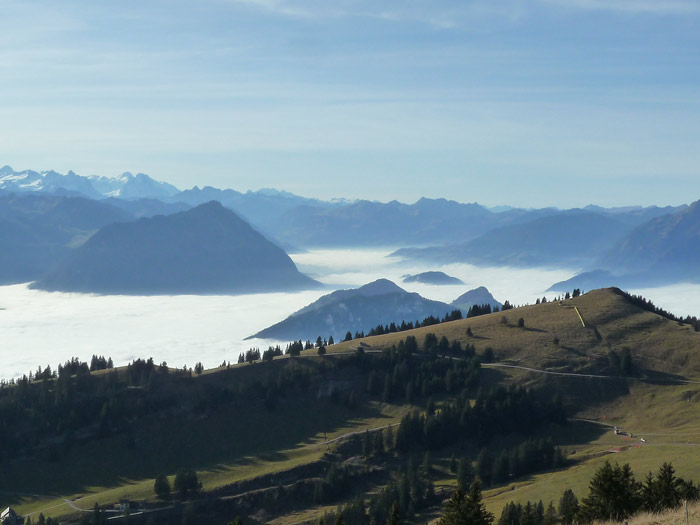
[394,386,566,453]
[89,355,114,371]
[615,289,700,331]
[579,461,698,522]
[608,347,633,375]
[344,303,514,343]
[320,459,435,524]
[154,469,202,500]
[237,348,261,363]
[358,336,482,405]
[439,480,493,525]
[0,355,203,462]
[479,438,565,486]
[498,500,558,525]
[486,461,699,525]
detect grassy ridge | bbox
[3,288,700,523]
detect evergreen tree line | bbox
[153,469,202,500]
[614,289,700,331]
[498,500,558,525]
[353,335,483,406]
[317,458,435,524]
[479,437,565,487]
[394,386,567,453]
[464,461,700,525]
[341,301,513,343]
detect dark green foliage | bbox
[386,502,402,525]
[467,304,493,318]
[488,438,565,486]
[518,317,525,328]
[439,480,493,525]
[174,469,201,499]
[394,385,565,453]
[263,345,283,361]
[580,461,639,522]
[330,461,434,524]
[498,499,556,525]
[458,457,474,490]
[558,489,579,524]
[154,474,171,499]
[640,462,696,513]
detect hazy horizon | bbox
[2,1,699,208]
[2,163,696,210]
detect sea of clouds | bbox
[0,249,698,381]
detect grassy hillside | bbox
[2,288,700,524]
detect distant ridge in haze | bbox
[0,193,133,284]
[249,279,458,341]
[550,200,700,291]
[393,210,634,268]
[403,271,464,285]
[32,201,320,295]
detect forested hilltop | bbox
[2,287,700,524]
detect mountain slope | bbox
[450,286,502,311]
[32,201,320,294]
[599,199,700,276]
[550,200,700,290]
[269,198,505,247]
[0,194,134,284]
[249,279,458,341]
[394,210,634,267]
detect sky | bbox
[1,0,699,207]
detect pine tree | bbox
[543,501,558,525]
[439,480,493,524]
[558,489,579,525]
[154,474,171,499]
[580,461,639,522]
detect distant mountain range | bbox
[0,165,179,200]
[0,193,133,284]
[249,280,502,341]
[2,164,698,292]
[550,200,700,291]
[392,209,677,268]
[32,202,320,295]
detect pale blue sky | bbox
[1,0,699,206]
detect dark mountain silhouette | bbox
[0,194,133,284]
[450,286,502,311]
[32,201,320,294]
[393,210,634,268]
[402,271,464,285]
[248,279,458,341]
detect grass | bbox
[599,501,700,525]
[4,365,412,520]
[5,288,700,523]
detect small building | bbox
[1,508,24,525]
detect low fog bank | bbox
[1,249,698,381]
